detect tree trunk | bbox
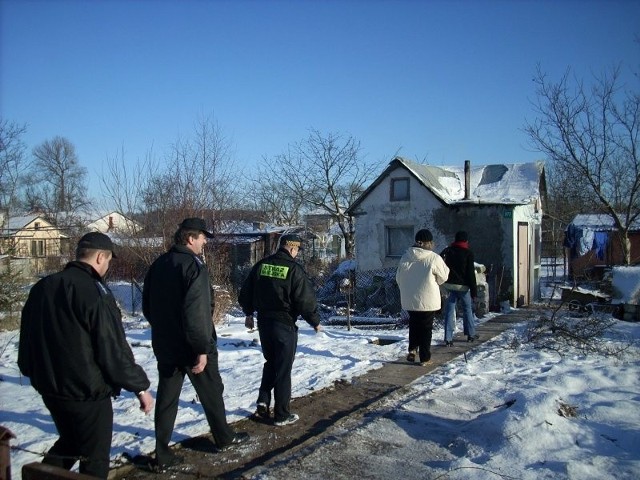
[622,232,631,265]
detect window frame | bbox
[386,226,414,257]
[31,240,45,257]
[390,177,410,201]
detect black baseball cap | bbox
[280,234,304,249]
[78,232,118,258]
[179,217,214,238]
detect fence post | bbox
[22,463,96,480]
[0,426,16,480]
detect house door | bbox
[517,222,530,306]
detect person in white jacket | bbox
[395,229,450,365]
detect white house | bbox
[0,214,69,275]
[85,210,142,235]
[346,157,546,307]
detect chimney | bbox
[464,160,471,200]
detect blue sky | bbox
[1,0,639,196]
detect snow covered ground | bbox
[254,320,640,480]
[1,279,639,479]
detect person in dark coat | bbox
[142,218,248,470]
[440,230,479,345]
[18,232,153,479]
[238,233,321,426]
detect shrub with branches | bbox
[520,304,633,357]
[0,259,28,330]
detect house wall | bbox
[353,179,543,306]
[433,203,516,304]
[352,172,443,271]
[350,160,545,306]
[0,218,67,276]
[305,213,334,233]
[9,219,64,258]
[512,203,543,303]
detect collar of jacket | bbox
[171,244,197,256]
[276,248,295,260]
[65,260,103,281]
[451,241,469,249]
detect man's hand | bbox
[314,324,322,333]
[191,354,207,374]
[137,391,154,414]
[245,315,255,330]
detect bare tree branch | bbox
[260,129,381,258]
[28,136,89,218]
[525,65,640,263]
[0,119,28,213]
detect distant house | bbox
[304,209,345,260]
[0,214,69,275]
[564,213,640,279]
[212,221,305,286]
[346,157,546,307]
[85,210,143,235]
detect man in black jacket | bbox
[18,232,153,478]
[239,233,321,426]
[440,230,479,345]
[143,218,248,469]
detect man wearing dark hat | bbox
[18,232,154,478]
[440,230,479,344]
[143,218,248,470]
[239,233,321,426]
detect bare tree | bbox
[99,147,166,274]
[525,65,640,264]
[27,136,89,219]
[248,154,307,226]
[145,114,241,234]
[100,114,241,283]
[0,119,28,213]
[260,129,381,258]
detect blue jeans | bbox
[444,290,475,342]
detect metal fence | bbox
[103,264,484,331]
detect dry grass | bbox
[212,287,233,326]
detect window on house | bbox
[386,226,414,257]
[34,222,40,230]
[390,178,410,201]
[31,240,45,257]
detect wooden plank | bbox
[22,464,97,480]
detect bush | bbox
[0,258,29,331]
[212,286,233,326]
[520,303,633,357]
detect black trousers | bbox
[407,310,436,362]
[42,396,113,478]
[154,351,234,462]
[257,320,298,422]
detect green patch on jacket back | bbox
[259,263,289,280]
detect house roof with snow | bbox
[1,214,64,234]
[2,214,43,231]
[568,214,640,231]
[215,220,297,235]
[349,157,546,212]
